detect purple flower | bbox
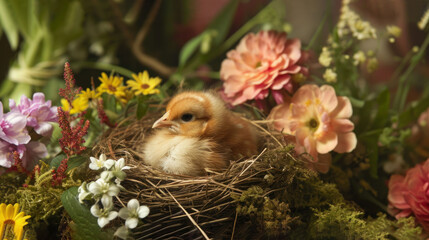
[0,102,30,145]
[0,140,25,168]
[22,141,48,169]
[0,140,47,169]
[10,93,58,137]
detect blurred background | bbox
[0,0,428,104]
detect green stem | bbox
[394,30,429,111]
[388,51,412,86]
[182,1,277,74]
[25,30,44,67]
[305,13,327,50]
[77,61,135,78]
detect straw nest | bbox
[92,113,299,240]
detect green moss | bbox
[259,148,344,208]
[309,204,422,240]
[0,160,81,239]
[235,186,298,237]
[12,162,81,222]
[321,165,351,193]
[0,172,25,204]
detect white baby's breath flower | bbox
[90,196,118,228]
[337,0,376,40]
[353,51,366,65]
[319,47,332,67]
[118,199,150,229]
[78,182,93,203]
[386,25,401,38]
[323,68,337,83]
[418,9,429,30]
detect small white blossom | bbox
[118,199,150,229]
[88,178,120,203]
[323,68,337,83]
[318,47,332,67]
[114,226,129,239]
[89,154,114,170]
[353,51,366,66]
[101,158,131,181]
[90,196,118,228]
[78,182,93,203]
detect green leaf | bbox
[372,88,390,129]
[348,96,365,108]
[102,93,117,112]
[355,99,375,134]
[361,136,379,178]
[178,0,238,71]
[61,187,113,240]
[50,153,67,168]
[206,0,239,46]
[178,33,204,67]
[136,95,149,120]
[0,0,19,49]
[398,95,429,128]
[67,155,87,171]
[7,0,34,39]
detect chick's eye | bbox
[181,113,194,122]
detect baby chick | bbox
[142,91,259,176]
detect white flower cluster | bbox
[78,154,149,239]
[337,0,376,40]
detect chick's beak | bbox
[152,111,175,129]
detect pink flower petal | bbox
[331,96,353,118]
[284,39,302,63]
[333,132,357,153]
[316,131,338,154]
[220,59,241,80]
[331,119,355,132]
[320,85,338,112]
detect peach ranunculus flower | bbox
[268,84,357,164]
[387,158,429,231]
[220,30,307,106]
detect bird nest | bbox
[91,114,308,239]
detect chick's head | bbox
[152,92,226,138]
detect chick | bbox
[142,91,259,176]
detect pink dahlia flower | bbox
[220,30,307,106]
[388,158,429,231]
[10,92,58,137]
[0,102,30,145]
[268,84,357,163]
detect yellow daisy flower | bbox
[119,88,134,104]
[60,99,71,112]
[70,88,99,114]
[126,71,161,96]
[97,72,127,99]
[0,203,31,240]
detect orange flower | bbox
[220,30,307,106]
[269,84,357,166]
